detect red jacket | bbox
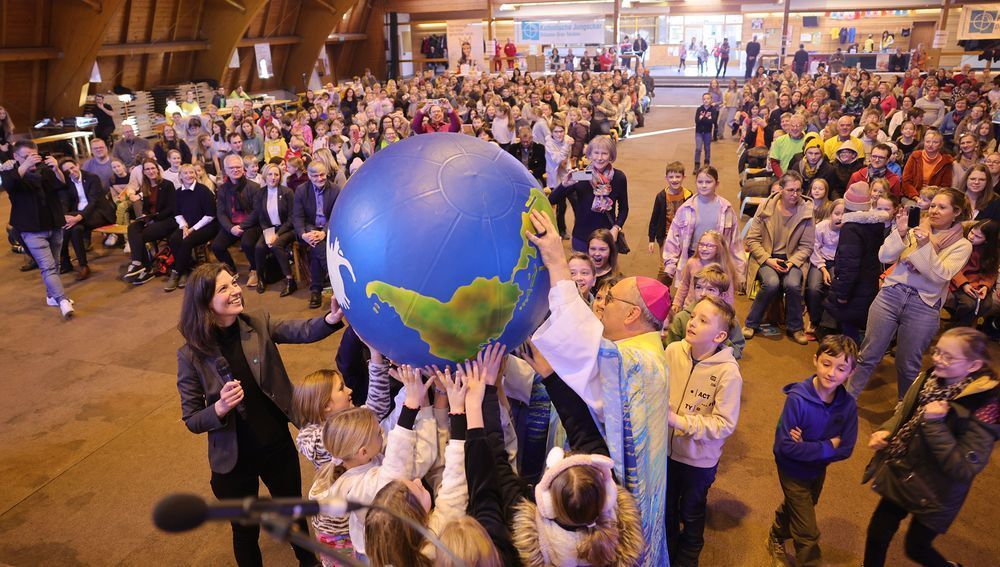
[849,167,902,198]
[901,150,954,199]
[504,42,517,57]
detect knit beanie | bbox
[844,181,871,211]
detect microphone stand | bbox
[257,513,365,567]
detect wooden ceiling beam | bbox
[279,0,356,89]
[77,0,103,12]
[192,0,269,83]
[97,40,209,57]
[0,47,63,62]
[236,35,302,47]
[46,0,129,118]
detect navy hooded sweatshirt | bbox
[773,377,858,480]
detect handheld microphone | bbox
[152,493,360,533]
[215,359,246,417]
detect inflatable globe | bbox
[326,133,555,367]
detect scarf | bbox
[900,219,964,262]
[886,372,974,459]
[867,164,888,179]
[801,158,820,179]
[590,164,615,213]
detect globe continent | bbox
[326,133,554,367]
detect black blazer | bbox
[505,141,546,181]
[254,185,295,235]
[177,312,342,474]
[293,180,340,237]
[139,178,177,222]
[60,171,110,219]
[216,176,262,232]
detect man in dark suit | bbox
[632,35,648,71]
[213,154,263,287]
[253,170,297,296]
[57,157,116,280]
[745,35,761,79]
[506,126,546,184]
[293,160,340,308]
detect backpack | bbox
[152,245,174,276]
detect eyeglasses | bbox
[604,289,641,309]
[697,242,719,249]
[870,154,888,161]
[931,348,967,366]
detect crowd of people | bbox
[3,52,1000,567]
[1,64,656,317]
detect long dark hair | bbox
[970,220,1000,276]
[178,263,235,359]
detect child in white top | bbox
[806,199,845,335]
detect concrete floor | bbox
[1,89,998,567]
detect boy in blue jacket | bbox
[766,334,859,567]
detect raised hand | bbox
[517,340,553,378]
[431,365,468,414]
[461,360,487,410]
[390,364,433,409]
[477,343,507,386]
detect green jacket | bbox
[863,369,1000,533]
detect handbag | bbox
[605,211,630,254]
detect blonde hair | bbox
[586,135,617,162]
[694,263,731,294]
[435,517,502,567]
[696,230,736,292]
[319,407,381,485]
[293,369,343,425]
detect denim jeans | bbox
[745,264,805,332]
[805,265,833,329]
[847,284,941,400]
[667,458,718,567]
[22,230,66,301]
[694,132,712,165]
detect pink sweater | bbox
[674,256,736,310]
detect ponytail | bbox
[576,513,619,566]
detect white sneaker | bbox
[59,299,75,319]
[123,243,131,255]
[104,234,119,247]
[47,297,75,307]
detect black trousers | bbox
[213,226,263,272]
[168,224,219,274]
[335,325,370,407]
[210,437,317,567]
[61,202,117,267]
[667,458,718,567]
[863,497,949,567]
[254,231,295,279]
[303,239,328,292]
[127,218,179,264]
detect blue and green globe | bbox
[326,133,555,367]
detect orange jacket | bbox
[901,150,953,199]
